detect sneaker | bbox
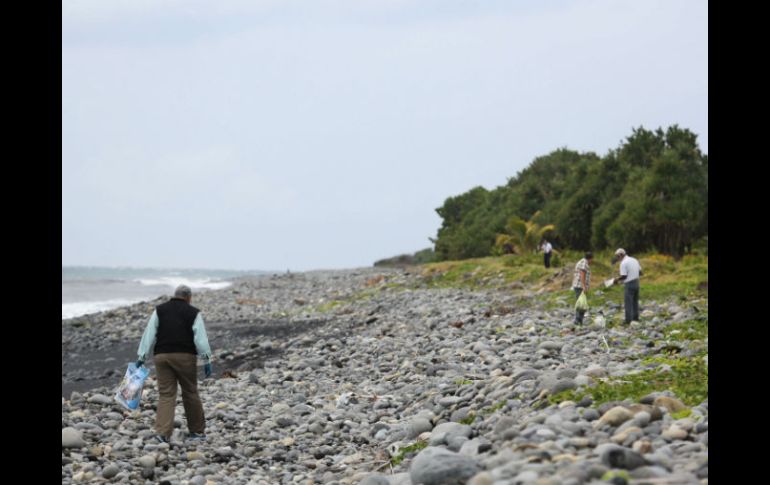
[188,433,206,441]
[153,435,169,444]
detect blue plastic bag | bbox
[115,363,150,410]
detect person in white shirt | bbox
[612,248,643,324]
[541,240,553,268]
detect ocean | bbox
[62,266,266,319]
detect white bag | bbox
[594,314,606,328]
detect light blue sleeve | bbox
[137,310,159,361]
[192,313,212,362]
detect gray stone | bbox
[583,365,607,378]
[467,471,493,485]
[600,445,647,470]
[446,434,469,452]
[597,406,634,427]
[513,470,539,483]
[138,454,156,468]
[360,473,391,485]
[408,417,434,438]
[389,473,413,485]
[493,416,517,437]
[101,464,119,479]
[632,411,651,427]
[630,466,671,479]
[62,427,86,448]
[432,422,472,438]
[438,396,465,407]
[87,394,113,405]
[582,409,600,421]
[550,379,577,394]
[574,375,593,387]
[538,341,563,351]
[409,446,481,485]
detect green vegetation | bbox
[374,248,438,267]
[459,415,477,425]
[390,441,428,466]
[549,353,707,407]
[433,126,707,260]
[418,250,707,302]
[419,253,552,290]
[664,319,708,342]
[671,408,693,420]
[493,211,555,255]
[602,470,631,482]
[481,401,507,414]
[317,300,344,313]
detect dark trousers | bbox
[544,252,551,268]
[624,279,640,323]
[154,352,205,437]
[574,287,586,324]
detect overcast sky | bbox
[62,0,708,271]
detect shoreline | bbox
[62,264,708,484]
[61,268,396,398]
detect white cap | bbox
[614,248,626,257]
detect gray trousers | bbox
[624,279,640,323]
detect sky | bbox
[62,0,708,271]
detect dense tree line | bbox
[432,126,707,260]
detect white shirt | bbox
[619,255,641,283]
[543,242,552,254]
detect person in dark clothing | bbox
[136,285,212,442]
[541,240,553,268]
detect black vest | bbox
[154,298,200,355]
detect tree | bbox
[494,211,555,255]
[431,125,707,261]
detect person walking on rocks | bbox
[571,252,593,325]
[541,239,553,268]
[136,285,212,443]
[612,248,643,324]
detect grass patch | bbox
[419,255,552,290]
[459,414,477,425]
[390,440,428,466]
[455,379,473,386]
[664,319,708,341]
[549,354,707,407]
[316,300,344,313]
[481,401,507,415]
[418,252,707,303]
[671,408,693,420]
[602,470,631,482]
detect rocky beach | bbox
[62,262,708,485]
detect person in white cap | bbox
[612,248,643,324]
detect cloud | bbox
[62,0,707,269]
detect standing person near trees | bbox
[541,239,553,268]
[612,248,643,324]
[571,252,593,325]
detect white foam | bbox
[62,299,145,319]
[134,277,232,291]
